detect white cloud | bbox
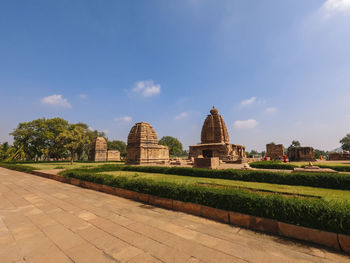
[240,96,256,106]
[175,112,189,120]
[265,107,278,114]
[322,0,350,17]
[233,119,259,129]
[79,94,88,100]
[40,94,71,108]
[114,116,133,123]
[132,80,161,98]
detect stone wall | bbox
[266,144,284,160]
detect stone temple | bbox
[126,122,169,164]
[288,147,315,162]
[89,137,121,162]
[89,137,108,161]
[266,143,284,160]
[189,107,246,163]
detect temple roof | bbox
[127,122,159,146]
[200,107,229,144]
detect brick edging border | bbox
[30,170,350,254]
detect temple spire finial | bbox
[210,106,218,115]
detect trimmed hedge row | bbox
[249,161,299,170]
[62,169,350,235]
[250,160,350,173]
[317,164,350,172]
[81,164,350,191]
[0,162,36,173]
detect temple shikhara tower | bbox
[189,107,246,163]
[89,137,121,161]
[89,137,108,161]
[126,122,169,164]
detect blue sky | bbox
[1,0,350,151]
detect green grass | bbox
[101,171,350,202]
[12,162,122,170]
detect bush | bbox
[317,164,350,172]
[62,169,350,235]
[249,161,299,170]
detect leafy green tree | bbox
[11,119,47,160]
[56,125,90,164]
[340,134,350,152]
[314,149,327,159]
[290,140,301,147]
[107,140,127,157]
[75,123,107,160]
[159,136,184,156]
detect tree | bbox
[159,136,184,156]
[56,125,90,164]
[314,149,327,159]
[340,134,350,152]
[107,140,127,157]
[11,118,48,160]
[290,140,301,147]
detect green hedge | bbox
[249,161,299,170]
[250,160,350,173]
[62,169,350,235]
[317,164,350,172]
[81,164,350,191]
[0,162,36,173]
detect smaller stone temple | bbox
[126,122,169,164]
[288,147,315,162]
[107,150,121,161]
[328,152,350,161]
[89,137,121,161]
[189,107,246,163]
[89,137,108,161]
[266,143,284,160]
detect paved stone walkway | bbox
[0,168,349,263]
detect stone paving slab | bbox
[0,167,349,263]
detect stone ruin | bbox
[328,152,350,161]
[288,146,315,162]
[193,157,220,169]
[89,137,121,162]
[189,107,246,164]
[266,143,284,160]
[126,122,169,164]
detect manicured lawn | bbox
[101,171,350,202]
[15,162,123,170]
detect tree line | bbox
[0,118,126,162]
[0,117,187,162]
